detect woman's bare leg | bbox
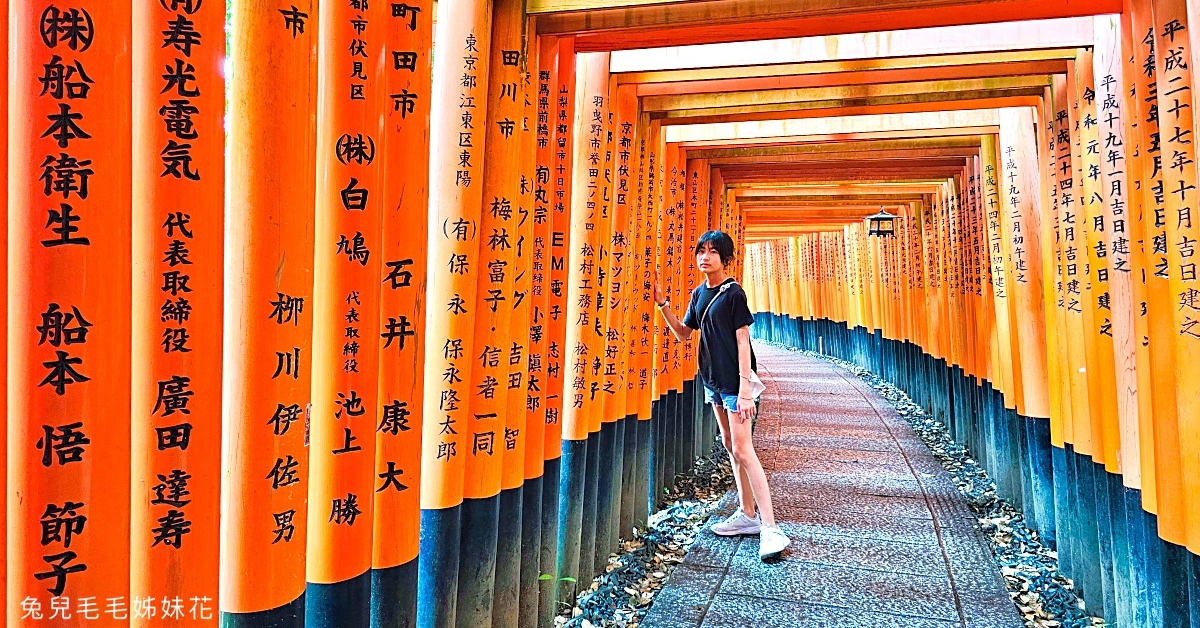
[713,403,756,516]
[728,413,776,527]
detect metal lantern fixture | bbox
[866,208,898,237]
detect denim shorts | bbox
[703,386,740,412]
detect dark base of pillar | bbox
[304,568,371,628]
[634,416,651,531]
[519,475,544,628]
[649,398,663,509]
[220,591,305,628]
[619,413,638,539]
[539,458,561,628]
[555,439,588,610]
[579,431,601,581]
[594,421,618,575]
[493,486,524,628]
[370,557,418,628]
[456,494,501,627]
[416,505,462,628]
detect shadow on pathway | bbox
[641,344,1022,628]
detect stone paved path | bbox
[642,345,1022,628]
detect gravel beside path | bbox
[641,344,1023,628]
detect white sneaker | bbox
[759,525,791,560]
[710,508,761,536]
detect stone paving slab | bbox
[641,345,1021,628]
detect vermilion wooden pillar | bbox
[304,0,390,621]
[611,83,639,543]
[370,0,432,626]
[1076,50,1122,476]
[557,50,609,604]
[530,33,562,628]
[586,76,617,578]
[1052,72,1093,460]
[507,37,540,627]
[1119,0,1158,519]
[457,0,524,623]
[541,35,575,627]
[132,0,223,622]
[631,111,654,535]
[9,2,132,626]
[0,0,9,619]
[1152,0,1200,557]
[417,0,493,625]
[1093,15,1141,491]
[221,0,317,625]
[1128,0,1185,546]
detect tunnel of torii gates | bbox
[11,0,1200,626]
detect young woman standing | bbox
[654,230,790,561]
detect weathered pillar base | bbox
[369,558,418,628]
[417,506,462,627]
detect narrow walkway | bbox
[642,345,1022,628]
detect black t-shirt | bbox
[681,278,756,395]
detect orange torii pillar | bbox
[304,0,389,620]
[1093,15,1142,508]
[456,0,523,621]
[611,84,640,542]
[520,32,552,628]
[660,141,681,492]
[679,154,699,479]
[1051,68,1094,492]
[1054,65,1106,610]
[1118,2,1177,622]
[998,110,1056,543]
[1123,0,1186,586]
[650,126,671,501]
[1044,75,1082,585]
[416,0,493,624]
[671,144,689,485]
[1116,0,1159,538]
[1150,3,1200,614]
[370,0,432,624]
[543,35,576,626]
[1077,49,1128,622]
[589,79,620,578]
[531,33,565,628]
[644,116,665,515]
[987,134,1026,514]
[631,114,655,533]
[557,52,611,599]
[0,1,7,620]
[1151,0,1200,567]
[132,0,223,621]
[10,1,131,625]
[506,50,539,627]
[687,156,711,456]
[554,43,587,600]
[222,0,317,624]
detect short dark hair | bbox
[694,230,735,267]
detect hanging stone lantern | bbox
[866,208,898,237]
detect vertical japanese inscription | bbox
[12,0,132,622]
[542,38,576,448]
[221,0,317,614]
[561,52,608,441]
[305,0,389,587]
[420,0,492,511]
[131,0,223,618]
[527,39,556,472]
[464,0,523,498]
[1151,0,1200,540]
[373,0,431,571]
